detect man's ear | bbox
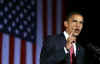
[64,21,68,28]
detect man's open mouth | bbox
[74,29,80,33]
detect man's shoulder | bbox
[46,33,65,41]
[42,34,64,48]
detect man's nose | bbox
[76,23,80,27]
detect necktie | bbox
[70,45,74,64]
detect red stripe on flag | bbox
[52,0,57,35]
[0,33,2,64]
[43,0,47,39]
[9,35,15,64]
[62,0,66,31]
[20,40,26,64]
[33,43,36,64]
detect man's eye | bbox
[73,20,77,22]
[80,22,84,24]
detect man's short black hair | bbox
[65,11,83,21]
[65,8,87,21]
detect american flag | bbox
[0,0,66,64]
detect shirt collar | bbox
[63,31,69,40]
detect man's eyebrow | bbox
[72,19,78,21]
[73,19,84,22]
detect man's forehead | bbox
[71,14,84,21]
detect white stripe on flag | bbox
[14,38,21,64]
[56,0,62,34]
[2,34,10,64]
[36,0,43,64]
[26,42,33,64]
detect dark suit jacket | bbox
[40,33,86,64]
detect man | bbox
[40,11,86,64]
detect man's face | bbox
[64,14,84,36]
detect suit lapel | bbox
[76,43,80,57]
[55,33,67,63]
[57,33,66,47]
[76,43,81,64]
[59,33,71,64]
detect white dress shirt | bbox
[64,31,76,56]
